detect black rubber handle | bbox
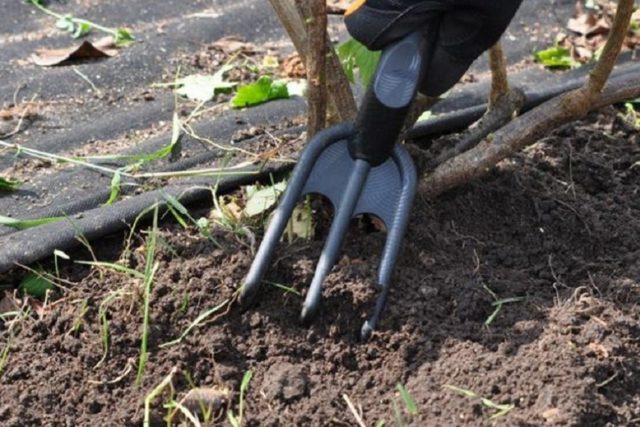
[348,31,429,166]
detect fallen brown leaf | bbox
[0,291,19,315]
[559,0,640,65]
[282,53,306,78]
[31,37,118,66]
[567,14,611,37]
[211,35,255,54]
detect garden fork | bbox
[240,32,429,339]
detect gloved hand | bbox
[344,0,523,96]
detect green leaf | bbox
[336,38,381,87]
[444,384,478,398]
[107,112,181,165]
[0,178,20,191]
[262,55,279,68]
[173,66,236,102]
[534,45,579,69]
[105,170,122,205]
[243,182,287,217]
[231,76,289,108]
[55,15,75,33]
[0,214,63,230]
[76,260,144,278]
[20,272,54,298]
[396,384,418,416]
[444,384,514,419]
[289,203,314,240]
[227,412,239,427]
[114,28,135,47]
[196,217,209,230]
[240,370,252,395]
[72,21,92,38]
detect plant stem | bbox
[586,0,635,96]
[0,140,121,176]
[300,0,327,137]
[136,207,159,386]
[488,42,509,107]
[269,0,356,122]
[73,18,116,36]
[27,1,119,37]
[421,0,637,199]
[29,1,63,20]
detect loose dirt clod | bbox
[261,362,309,402]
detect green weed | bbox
[391,383,418,426]
[95,289,132,368]
[482,284,526,326]
[444,384,515,420]
[69,298,89,335]
[76,260,145,279]
[0,302,31,377]
[264,280,300,296]
[53,249,70,279]
[0,177,20,191]
[159,298,231,348]
[227,370,252,427]
[0,214,63,230]
[396,384,418,416]
[161,191,220,247]
[136,206,160,386]
[143,367,177,427]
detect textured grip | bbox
[349,32,427,166]
[374,35,423,108]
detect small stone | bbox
[542,408,560,421]
[249,312,262,328]
[419,285,437,298]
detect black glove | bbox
[344,0,523,96]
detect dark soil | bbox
[1,108,639,426]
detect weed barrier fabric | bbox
[1,59,639,273]
[0,0,607,273]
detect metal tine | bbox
[240,123,356,306]
[299,159,371,324]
